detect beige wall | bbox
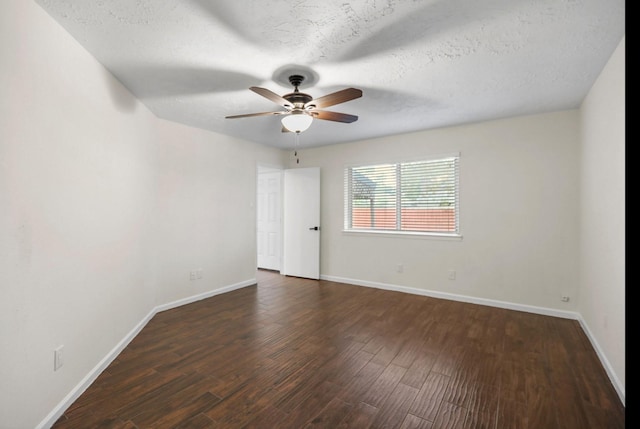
[294,110,581,311]
[579,36,625,399]
[0,2,286,428]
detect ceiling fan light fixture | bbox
[281,111,313,133]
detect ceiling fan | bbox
[225,75,363,133]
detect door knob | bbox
[309,226,319,231]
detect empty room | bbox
[1,1,625,428]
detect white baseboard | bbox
[320,274,625,406]
[36,277,257,429]
[320,274,580,319]
[577,317,625,406]
[154,278,257,313]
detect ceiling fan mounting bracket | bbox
[272,65,319,90]
[288,74,305,89]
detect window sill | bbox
[342,229,463,241]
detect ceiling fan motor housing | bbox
[283,92,313,107]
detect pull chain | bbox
[294,131,300,164]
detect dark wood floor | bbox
[52,269,624,429]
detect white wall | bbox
[579,37,625,399]
[0,2,286,428]
[296,110,581,312]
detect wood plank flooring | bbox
[52,270,625,428]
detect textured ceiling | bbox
[35,0,625,150]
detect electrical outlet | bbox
[54,345,64,371]
[448,270,456,280]
[189,271,196,280]
[396,264,404,273]
[561,295,570,302]
[196,269,203,279]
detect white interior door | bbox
[282,167,320,280]
[256,170,281,270]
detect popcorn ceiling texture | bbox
[36,0,625,149]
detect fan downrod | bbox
[284,75,312,105]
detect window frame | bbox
[343,153,462,239]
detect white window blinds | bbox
[344,155,459,234]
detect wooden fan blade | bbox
[250,86,293,108]
[225,111,287,119]
[306,88,362,109]
[311,110,359,123]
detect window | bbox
[344,154,459,235]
